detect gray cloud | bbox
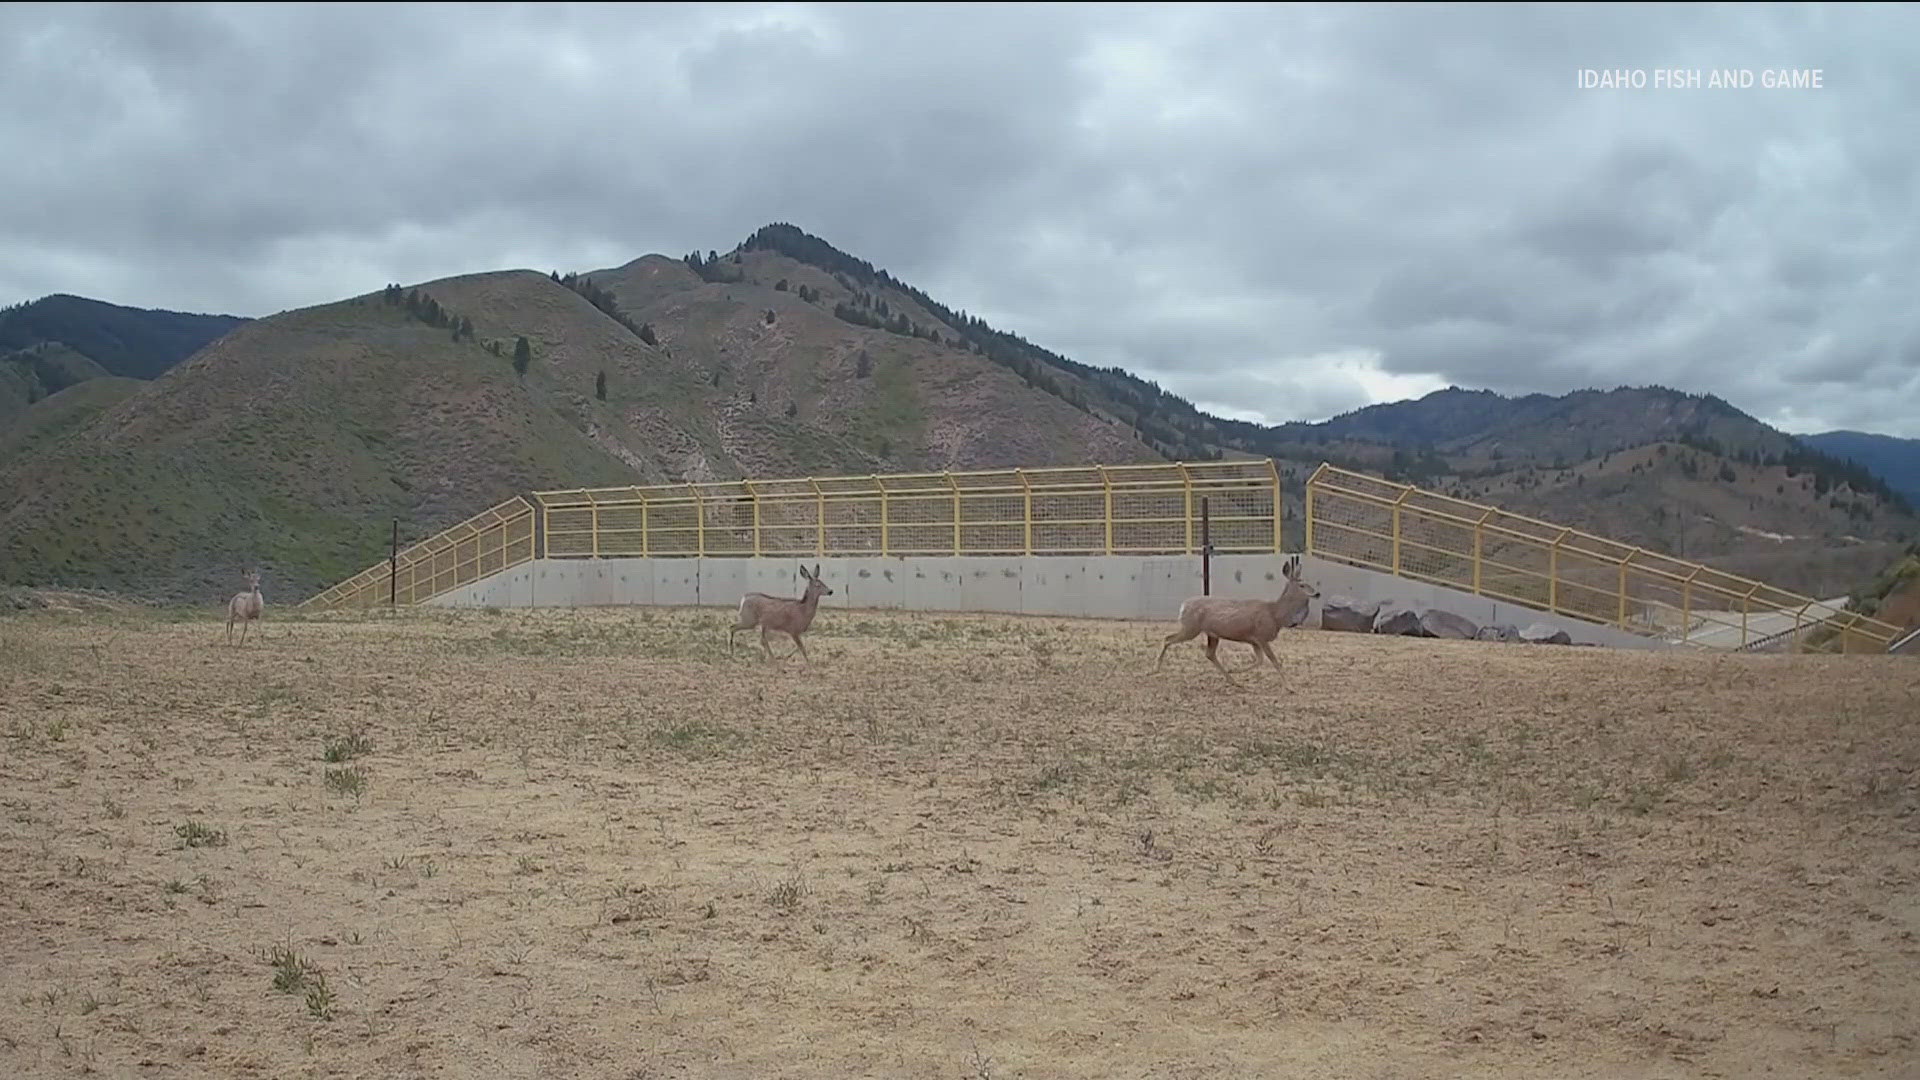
[2,2,1916,436]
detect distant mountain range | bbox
[1796,430,1920,506]
[1,294,248,424]
[0,223,1913,603]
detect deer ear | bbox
[814,563,822,579]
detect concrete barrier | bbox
[423,551,1669,650]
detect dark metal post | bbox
[389,519,399,607]
[1201,497,1213,596]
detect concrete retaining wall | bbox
[425,552,1670,649]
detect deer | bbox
[730,563,834,663]
[226,569,265,646]
[1155,555,1320,685]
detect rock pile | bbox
[1315,596,1579,646]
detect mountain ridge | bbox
[0,224,1910,604]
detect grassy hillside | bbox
[581,252,1163,473]
[1831,545,1920,631]
[0,264,1166,602]
[0,343,111,426]
[0,293,247,379]
[0,285,650,601]
[1433,441,1912,597]
[0,375,143,462]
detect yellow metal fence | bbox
[1303,463,1903,654]
[530,459,1282,559]
[298,497,536,611]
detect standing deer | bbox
[226,570,265,646]
[730,563,834,663]
[1155,555,1319,684]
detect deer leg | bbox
[728,626,740,657]
[1259,641,1294,693]
[1156,625,1199,669]
[759,627,775,662]
[791,633,810,664]
[240,618,249,647]
[1203,635,1239,684]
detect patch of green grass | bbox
[645,719,745,757]
[304,973,334,1021]
[767,874,808,912]
[323,766,368,799]
[261,944,314,995]
[173,820,228,848]
[322,731,373,762]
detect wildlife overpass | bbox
[297,460,1906,655]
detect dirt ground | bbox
[2,604,1917,1080]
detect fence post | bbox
[946,472,961,556]
[745,480,761,557]
[1180,463,1194,554]
[689,484,705,557]
[1201,496,1212,596]
[1266,458,1282,553]
[590,493,601,558]
[1617,551,1633,627]
[809,478,825,556]
[389,519,398,608]
[1549,530,1568,613]
[1473,510,1493,596]
[1741,585,1756,647]
[1391,489,1412,575]
[1304,481,1316,554]
[873,475,889,556]
[1018,470,1033,555]
[1099,465,1113,556]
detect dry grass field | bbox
[2,602,1917,1079]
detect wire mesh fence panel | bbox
[1029,489,1107,553]
[300,497,536,610]
[527,460,1281,561]
[958,491,1028,554]
[1303,464,1905,653]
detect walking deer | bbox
[226,570,265,646]
[730,563,834,662]
[1155,555,1319,684]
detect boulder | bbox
[1419,608,1480,640]
[1319,596,1380,633]
[1475,623,1520,643]
[1373,604,1429,637]
[1520,622,1573,646]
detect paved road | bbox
[1666,596,1852,649]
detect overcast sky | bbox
[4,3,1916,436]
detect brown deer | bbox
[226,570,265,646]
[1155,555,1319,684]
[730,563,834,663]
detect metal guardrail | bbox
[294,457,1909,658]
[1303,463,1904,654]
[529,459,1282,559]
[297,497,536,611]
